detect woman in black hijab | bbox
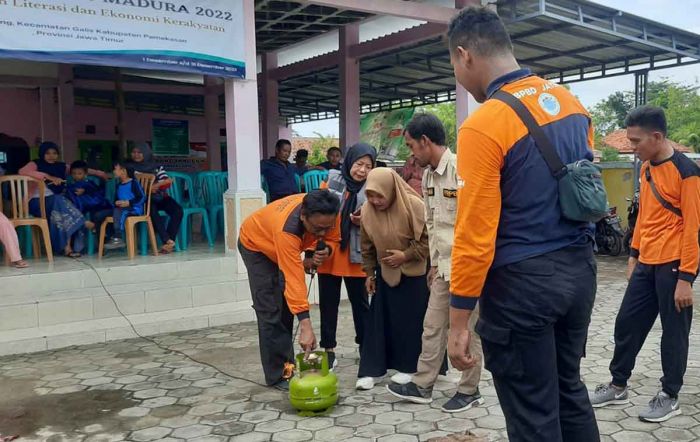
[316,143,377,369]
[126,143,183,253]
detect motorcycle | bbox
[623,191,639,254]
[595,206,625,256]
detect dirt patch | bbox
[0,377,136,438]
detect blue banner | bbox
[0,1,246,78]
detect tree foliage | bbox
[417,102,457,152]
[309,132,338,165]
[600,146,621,162]
[590,79,700,150]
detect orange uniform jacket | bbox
[631,151,700,281]
[450,69,594,309]
[239,194,330,318]
[316,181,365,278]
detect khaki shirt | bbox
[422,149,459,281]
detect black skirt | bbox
[358,271,430,378]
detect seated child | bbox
[67,161,112,234]
[105,161,146,250]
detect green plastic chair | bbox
[303,170,328,192]
[261,175,271,203]
[198,172,228,239]
[105,178,117,203]
[167,171,214,249]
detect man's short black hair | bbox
[276,139,292,150]
[624,105,668,136]
[302,189,340,217]
[296,149,309,158]
[113,159,136,178]
[70,160,89,173]
[327,147,342,156]
[405,113,447,146]
[447,6,513,56]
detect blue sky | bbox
[292,0,700,138]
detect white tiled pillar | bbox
[223,0,266,274]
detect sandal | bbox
[161,240,176,254]
[11,260,29,269]
[66,252,82,258]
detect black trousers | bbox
[88,208,112,237]
[238,241,294,386]
[359,272,429,378]
[89,208,112,228]
[151,197,184,244]
[478,243,599,442]
[610,261,693,397]
[318,274,369,349]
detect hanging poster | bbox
[152,119,189,156]
[360,108,416,160]
[0,0,246,77]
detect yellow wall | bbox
[599,163,635,228]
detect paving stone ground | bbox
[1,256,700,441]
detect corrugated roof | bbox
[278,0,700,123]
[255,0,371,52]
[603,129,692,154]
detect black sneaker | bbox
[386,382,433,404]
[441,390,484,413]
[326,351,337,371]
[272,379,290,391]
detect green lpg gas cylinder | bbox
[289,351,338,412]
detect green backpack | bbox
[493,90,608,223]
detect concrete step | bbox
[1,254,241,298]
[0,246,337,356]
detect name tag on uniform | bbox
[443,189,457,198]
[427,187,435,196]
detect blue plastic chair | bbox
[167,171,214,249]
[303,170,328,192]
[197,172,228,239]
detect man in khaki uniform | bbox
[387,113,483,412]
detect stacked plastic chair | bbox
[197,171,228,239]
[167,171,214,250]
[303,170,329,192]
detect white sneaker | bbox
[391,372,412,385]
[356,377,375,390]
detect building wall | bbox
[0,88,44,145]
[0,86,223,153]
[73,106,220,145]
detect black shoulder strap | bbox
[492,90,567,178]
[644,166,682,217]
